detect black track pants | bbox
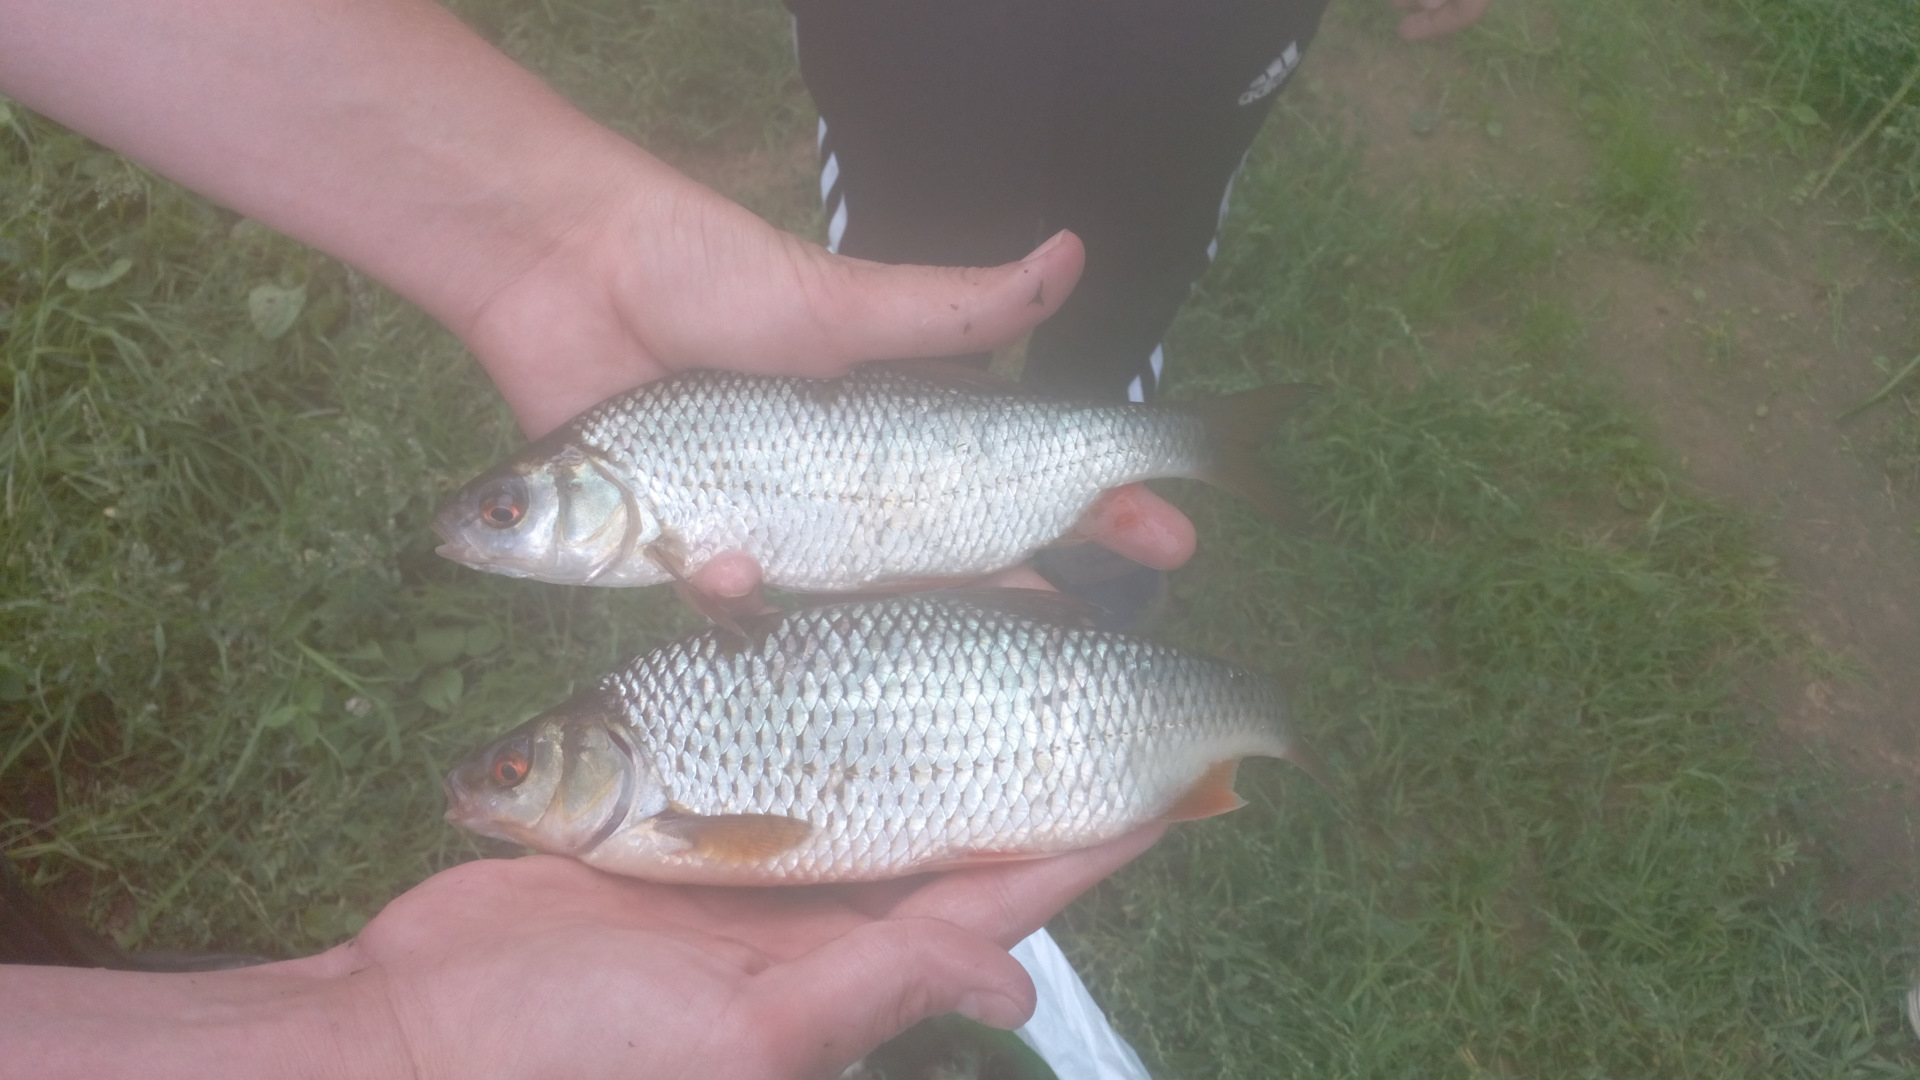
[788,0,1331,401]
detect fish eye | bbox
[491,748,531,787]
[477,481,526,529]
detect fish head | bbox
[443,688,665,856]
[432,444,660,584]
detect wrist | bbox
[0,957,414,1080]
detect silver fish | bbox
[443,590,1306,885]
[433,362,1303,592]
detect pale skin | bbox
[2,830,1165,1080]
[0,0,1487,1076]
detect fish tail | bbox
[1183,383,1314,528]
[1281,737,1334,792]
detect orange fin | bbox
[1182,383,1314,529]
[1162,760,1248,822]
[918,849,1051,873]
[653,810,814,863]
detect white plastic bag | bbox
[1010,928,1154,1080]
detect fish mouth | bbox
[434,539,480,565]
[442,768,525,845]
[441,769,489,830]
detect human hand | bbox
[297,831,1162,1080]
[1392,0,1493,40]
[466,198,1088,439]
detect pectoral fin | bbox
[652,809,814,864]
[646,535,758,638]
[1161,760,1248,822]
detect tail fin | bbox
[1184,383,1314,528]
[1282,737,1334,792]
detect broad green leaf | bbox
[248,282,307,340]
[465,623,504,657]
[415,626,468,666]
[66,257,133,291]
[1788,103,1820,126]
[381,640,423,681]
[419,667,465,713]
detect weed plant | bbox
[1073,115,1916,1074]
[3,0,1918,1076]
[1718,0,1920,250]
[1712,0,1920,485]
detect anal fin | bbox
[1161,760,1248,822]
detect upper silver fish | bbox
[443,589,1307,884]
[433,362,1304,592]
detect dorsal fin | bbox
[768,586,1105,630]
[861,357,1026,392]
[910,586,1106,628]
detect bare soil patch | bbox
[1308,14,1920,900]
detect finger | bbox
[737,917,1036,1079]
[1397,0,1492,40]
[677,551,781,629]
[816,229,1086,363]
[683,551,760,599]
[887,825,1165,946]
[1072,485,1196,571]
[671,551,792,629]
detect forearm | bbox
[0,0,1090,437]
[0,958,407,1080]
[0,0,683,341]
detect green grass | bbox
[4,0,1920,1075]
[1718,0,1920,246]
[1712,0,1920,484]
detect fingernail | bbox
[1020,229,1069,264]
[956,991,1027,1030]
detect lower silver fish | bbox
[444,590,1309,885]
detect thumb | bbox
[736,917,1036,1079]
[811,229,1085,363]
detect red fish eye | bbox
[479,492,524,529]
[492,750,530,787]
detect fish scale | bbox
[445,592,1301,884]
[435,365,1306,592]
